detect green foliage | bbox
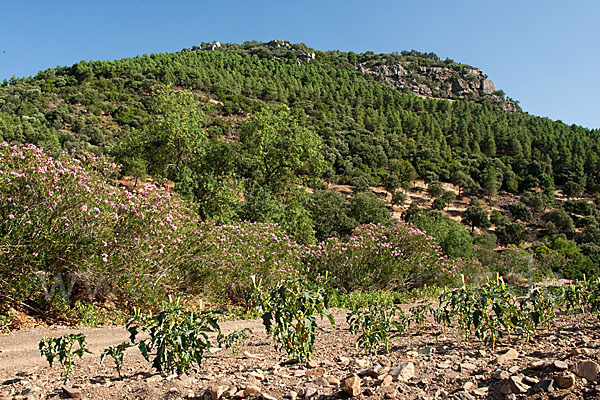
[329,289,407,309]
[126,300,221,374]
[348,192,392,226]
[0,144,206,314]
[241,106,324,192]
[100,342,134,379]
[564,181,584,199]
[251,276,334,362]
[196,221,304,305]
[306,222,457,291]
[543,209,574,234]
[551,237,597,279]
[490,209,505,226]
[496,221,529,246]
[391,190,408,206]
[564,199,597,217]
[408,304,434,330]
[39,333,91,378]
[431,197,446,210]
[347,305,406,354]
[427,181,444,199]
[409,210,473,259]
[451,170,476,197]
[463,202,491,233]
[3,41,600,322]
[217,328,252,355]
[308,189,356,241]
[437,276,555,349]
[123,86,207,182]
[507,202,533,222]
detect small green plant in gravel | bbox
[347,305,406,354]
[437,275,567,349]
[408,304,433,331]
[437,275,518,349]
[126,299,221,374]
[556,277,600,318]
[39,333,91,378]
[100,342,135,379]
[251,275,334,363]
[217,328,252,355]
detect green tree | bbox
[349,192,392,225]
[391,190,408,206]
[240,106,324,192]
[542,209,574,234]
[463,202,491,233]
[481,165,500,200]
[496,221,529,246]
[427,181,444,199]
[507,203,533,222]
[451,170,474,197]
[563,181,583,199]
[143,87,207,180]
[308,189,357,241]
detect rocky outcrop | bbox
[200,41,222,51]
[357,61,519,112]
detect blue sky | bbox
[1,0,598,128]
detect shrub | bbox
[496,221,529,246]
[348,192,392,225]
[305,222,457,291]
[409,211,473,259]
[308,189,356,241]
[126,300,221,374]
[490,209,505,225]
[542,209,574,234]
[39,333,91,378]
[251,276,334,363]
[195,221,305,305]
[507,203,533,222]
[347,305,406,354]
[0,143,202,312]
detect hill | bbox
[1,40,600,293]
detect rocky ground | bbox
[1,309,600,400]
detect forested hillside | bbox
[2,40,600,287]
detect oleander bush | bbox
[0,142,202,313]
[304,222,458,292]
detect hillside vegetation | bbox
[1,40,600,323]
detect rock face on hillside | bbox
[358,62,519,112]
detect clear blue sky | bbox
[1,0,598,129]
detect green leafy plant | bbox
[251,275,335,363]
[437,275,564,349]
[514,286,556,339]
[100,342,134,378]
[126,299,221,374]
[347,305,406,354]
[0,313,13,333]
[437,275,517,349]
[39,333,91,378]
[217,328,252,355]
[559,277,593,315]
[408,304,433,331]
